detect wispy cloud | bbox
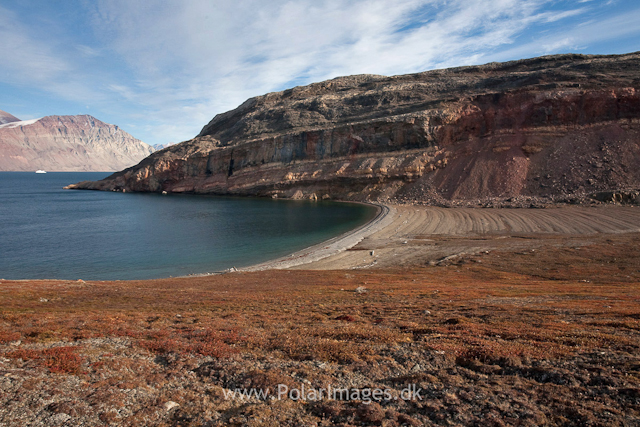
[0,5,105,105]
[484,7,640,60]
[75,45,101,57]
[0,6,70,84]
[1,0,638,145]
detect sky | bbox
[1,0,639,146]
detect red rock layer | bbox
[69,53,640,205]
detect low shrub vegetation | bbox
[1,235,639,425]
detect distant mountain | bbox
[0,110,20,125]
[0,114,155,172]
[152,143,174,151]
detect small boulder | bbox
[164,401,180,411]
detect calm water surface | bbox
[0,172,376,280]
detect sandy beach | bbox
[244,203,640,271]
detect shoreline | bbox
[5,198,640,281]
[152,201,640,276]
[237,201,394,272]
[243,203,640,271]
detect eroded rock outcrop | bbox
[68,53,640,205]
[0,115,155,172]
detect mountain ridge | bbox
[0,110,20,126]
[0,114,155,172]
[67,52,640,205]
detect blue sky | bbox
[1,0,639,146]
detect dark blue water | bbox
[0,172,376,280]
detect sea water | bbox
[0,172,376,280]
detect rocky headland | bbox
[67,52,640,206]
[0,114,154,172]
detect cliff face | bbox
[69,53,640,205]
[0,115,155,172]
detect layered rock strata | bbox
[68,53,640,205]
[0,115,154,172]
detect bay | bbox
[0,172,376,280]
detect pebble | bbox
[164,401,180,411]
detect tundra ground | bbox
[1,232,639,426]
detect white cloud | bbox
[1,0,639,145]
[0,5,105,104]
[75,45,101,57]
[88,0,580,142]
[0,6,70,83]
[483,7,640,60]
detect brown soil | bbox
[1,232,639,426]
